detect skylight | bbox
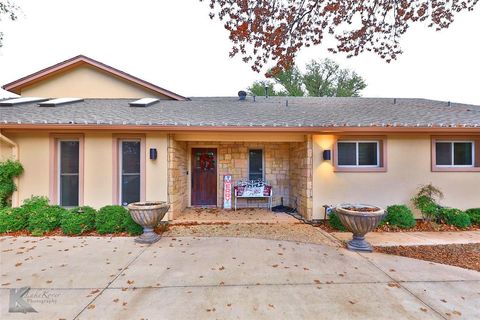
[38,98,84,107]
[129,98,159,107]
[0,97,48,106]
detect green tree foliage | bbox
[411,183,444,220]
[0,159,24,207]
[248,59,366,97]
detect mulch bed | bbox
[315,220,480,233]
[375,243,480,272]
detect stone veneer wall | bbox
[289,136,313,220]
[167,135,188,219]
[188,141,291,208]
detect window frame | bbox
[49,134,84,206]
[431,136,480,172]
[248,148,264,181]
[57,139,80,207]
[333,136,387,172]
[112,135,146,205]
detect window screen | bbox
[436,142,473,166]
[59,141,79,207]
[338,141,379,167]
[249,149,263,180]
[121,141,141,206]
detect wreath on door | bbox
[199,153,215,171]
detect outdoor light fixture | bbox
[323,149,331,161]
[149,148,157,160]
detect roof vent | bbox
[238,90,247,101]
[129,98,159,107]
[38,98,84,107]
[0,97,48,106]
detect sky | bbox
[0,0,479,105]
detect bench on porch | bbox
[233,179,273,211]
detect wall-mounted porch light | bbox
[322,149,331,161]
[149,148,157,160]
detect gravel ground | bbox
[163,223,339,246]
[375,243,480,272]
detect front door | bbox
[191,148,217,206]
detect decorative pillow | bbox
[263,185,272,196]
[235,186,245,196]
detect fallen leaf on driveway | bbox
[387,282,401,288]
[268,304,275,308]
[420,307,428,312]
[452,311,462,316]
[15,262,22,267]
[87,305,95,310]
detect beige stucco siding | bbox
[4,132,169,209]
[312,134,480,219]
[20,65,171,99]
[145,133,168,203]
[83,133,113,208]
[7,133,51,202]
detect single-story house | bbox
[1,55,479,220]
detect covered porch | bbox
[167,132,314,221]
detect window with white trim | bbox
[337,141,380,167]
[119,140,141,206]
[435,141,474,167]
[58,140,79,206]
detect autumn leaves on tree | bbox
[202,0,478,74]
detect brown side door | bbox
[191,148,217,206]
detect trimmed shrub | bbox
[0,207,29,233]
[411,184,443,220]
[22,195,50,212]
[384,205,416,229]
[328,211,347,231]
[60,206,96,235]
[466,208,480,225]
[123,214,143,236]
[96,205,129,234]
[437,208,471,229]
[28,205,67,234]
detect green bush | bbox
[384,205,416,229]
[0,207,28,233]
[411,184,443,220]
[437,208,471,229]
[328,211,347,231]
[28,205,67,234]
[22,195,50,212]
[60,206,96,235]
[465,208,480,225]
[0,160,24,207]
[96,205,129,234]
[123,214,143,236]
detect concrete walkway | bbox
[1,236,479,319]
[332,231,480,247]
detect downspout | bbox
[0,131,20,206]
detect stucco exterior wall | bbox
[4,131,168,210]
[20,65,171,99]
[0,140,14,161]
[312,134,480,219]
[7,133,50,203]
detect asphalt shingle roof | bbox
[1,97,480,129]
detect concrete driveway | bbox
[1,236,479,319]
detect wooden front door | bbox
[191,148,217,206]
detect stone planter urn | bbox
[127,201,170,244]
[334,204,386,252]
